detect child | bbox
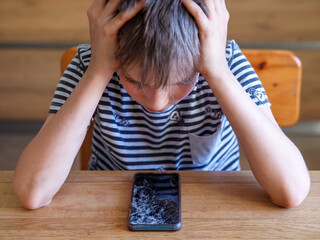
[14,0,310,209]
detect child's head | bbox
[115,0,207,112]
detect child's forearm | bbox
[13,68,112,210]
[205,69,310,208]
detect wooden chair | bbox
[61,47,302,170]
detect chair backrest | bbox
[61,47,302,170]
[242,49,301,126]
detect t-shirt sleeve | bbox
[49,44,91,114]
[226,40,271,108]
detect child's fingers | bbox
[211,0,229,21]
[100,0,121,21]
[221,0,229,16]
[203,0,217,16]
[111,0,145,30]
[88,0,107,18]
[93,0,106,8]
[220,0,227,8]
[211,0,229,16]
[215,0,227,11]
[181,0,209,31]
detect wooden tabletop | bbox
[0,171,319,239]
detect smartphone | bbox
[128,172,181,231]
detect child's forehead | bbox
[121,64,198,85]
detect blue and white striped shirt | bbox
[49,40,271,171]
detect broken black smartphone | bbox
[128,172,181,231]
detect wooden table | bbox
[0,171,319,239]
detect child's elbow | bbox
[13,177,52,210]
[20,195,52,210]
[272,175,311,209]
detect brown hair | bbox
[116,0,207,89]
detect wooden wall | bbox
[0,0,319,120]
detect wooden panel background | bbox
[0,49,64,120]
[0,0,319,120]
[1,0,319,42]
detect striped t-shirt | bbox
[49,40,271,171]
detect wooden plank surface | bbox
[0,49,64,120]
[294,50,320,120]
[0,0,90,43]
[227,0,320,42]
[0,171,319,239]
[0,0,319,43]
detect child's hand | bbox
[87,0,144,76]
[181,0,230,80]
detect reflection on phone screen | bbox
[130,174,179,225]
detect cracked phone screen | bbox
[129,173,180,225]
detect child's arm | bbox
[13,0,145,210]
[182,0,310,208]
